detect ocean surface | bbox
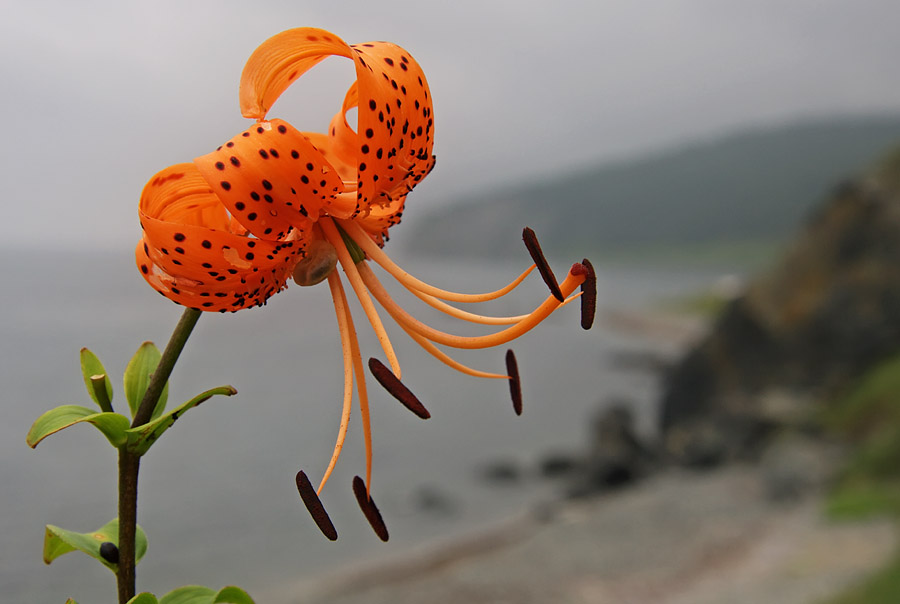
[0,247,723,603]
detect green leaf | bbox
[157,586,254,604]
[65,599,80,604]
[212,587,255,604]
[126,594,159,604]
[125,386,237,456]
[124,342,169,421]
[43,519,148,572]
[80,348,113,412]
[26,405,130,448]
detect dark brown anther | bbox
[295,470,338,540]
[352,476,389,541]
[580,258,597,330]
[99,541,119,564]
[505,349,523,415]
[522,227,564,302]
[368,358,430,419]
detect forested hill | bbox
[405,115,900,261]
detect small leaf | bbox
[123,342,169,420]
[157,586,255,604]
[43,519,148,572]
[159,587,215,604]
[27,405,130,448]
[125,386,237,456]
[126,594,159,604]
[213,587,255,604]
[80,348,113,412]
[65,599,80,604]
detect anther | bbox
[579,259,596,330]
[352,476,389,541]
[368,358,430,419]
[99,542,119,564]
[295,470,338,540]
[522,227,563,302]
[505,349,523,415]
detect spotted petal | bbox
[194,119,343,239]
[240,27,354,120]
[238,28,436,223]
[348,41,435,210]
[137,164,305,312]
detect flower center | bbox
[292,238,338,286]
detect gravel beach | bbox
[267,465,896,604]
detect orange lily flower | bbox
[135,27,596,541]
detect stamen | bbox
[407,287,529,325]
[522,227,563,302]
[352,475,389,542]
[321,218,402,378]
[400,323,511,379]
[341,220,536,303]
[317,271,356,494]
[506,349,523,415]
[368,357,430,419]
[358,262,587,349]
[579,258,597,330]
[348,302,374,490]
[296,470,338,540]
[329,269,375,490]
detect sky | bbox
[3,0,900,251]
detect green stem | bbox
[117,307,202,603]
[117,449,140,604]
[132,308,203,427]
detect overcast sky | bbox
[3,0,900,251]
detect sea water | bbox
[0,247,720,603]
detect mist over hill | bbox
[405,115,900,264]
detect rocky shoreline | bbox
[261,307,896,604]
[275,159,900,602]
[276,465,894,604]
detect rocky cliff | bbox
[660,147,900,463]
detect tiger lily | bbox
[135,27,596,541]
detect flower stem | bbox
[117,307,202,603]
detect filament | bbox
[321,217,402,378]
[317,270,356,494]
[357,261,587,350]
[340,220,536,303]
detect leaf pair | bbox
[125,585,255,604]
[82,343,169,420]
[26,387,236,455]
[27,345,236,455]
[65,584,255,604]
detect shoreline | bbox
[275,465,896,604]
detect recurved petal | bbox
[355,193,409,246]
[239,28,436,220]
[194,118,342,238]
[138,164,305,312]
[350,41,435,209]
[240,28,353,120]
